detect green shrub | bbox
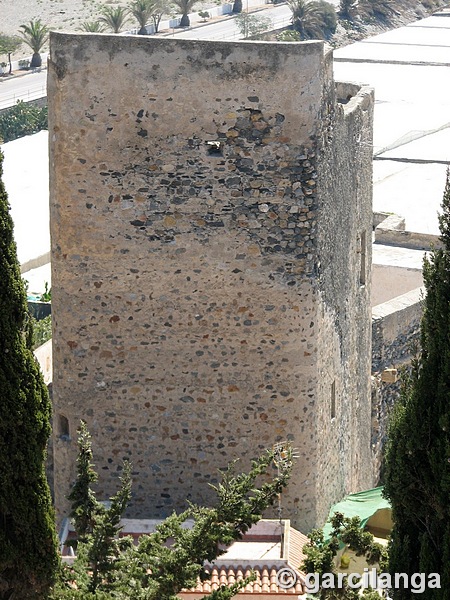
[0,100,47,143]
[277,29,302,41]
[316,0,337,34]
[287,0,336,39]
[31,315,52,350]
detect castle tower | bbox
[49,33,374,531]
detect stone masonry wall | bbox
[314,79,375,523]
[371,287,423,477]
[49,34,374,531]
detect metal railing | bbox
[0,84,47,111]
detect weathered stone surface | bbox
[49,34,374,531]
[371,287,423,477]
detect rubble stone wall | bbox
[371,287,423,478]
[315,80,374,522]
[49,34,374,530]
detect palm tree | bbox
[79,21,105,32]
[171,0,197,27]
[19,20,48,68]
[99,6,130,33]
[286,0,326,39]
[338,0,358,19]
[129,0,153,34]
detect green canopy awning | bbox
[322,487,391,542]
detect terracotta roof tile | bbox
[180,565,305,596]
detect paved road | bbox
[167,4,293,40]
[170,0,339,40]
[0,70,47,110]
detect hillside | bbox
[0,0,445,61]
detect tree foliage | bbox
[301,512,388,600]
[0,149,59,599]
[0,35,22,74]
[31,315,52,350]
[234,13,272,38]
[0,101,48,144]
[67,422,100,542]
[287,0,336,39]
[98,7,130,33]
[129,0,154,33]
[383,170,450,599]
[19,19,49,68]
[79,21,105,32]
[54,428,293,599]
[148,0,171,32]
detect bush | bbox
[359,0,394,20]
[0,100,47,143]
[277,29,302,40]
[31,315,52,350]
[287,0,337,39]
[235,12,273,38]
[316,0,337,33]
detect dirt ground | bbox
[329,0,447,49]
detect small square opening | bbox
[206,141,223,156]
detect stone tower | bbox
[49,33,374,531]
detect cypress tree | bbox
[383,170,450,599]
[0,149,59,599]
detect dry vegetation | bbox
[330,0,447,49]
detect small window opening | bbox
[59,414,70,440]
[359,230,366,286]
[206,140,223,156]
[331,381,336,420]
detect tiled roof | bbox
[60,517,309,596]
[287,527,309,570]
[180,565,305,597]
